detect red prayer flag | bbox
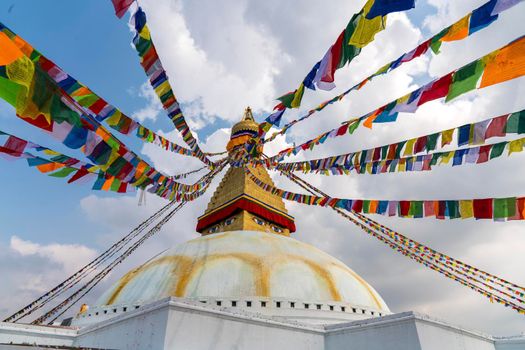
[473,198,493,219]
[117,182,128,193]
[336,123,349,136]
[408,39,431,62]
[485,114,508,139]
[2,136,27,157]
[322,31,345,84]
[424,200,435,217]
[399,201,411,216]
[68,167,89,184]
[418,73,453,106]
[352,200,363,213]
[112,0,134,18]
[372,147,381,161]
[476,145,492,164]
[414,136,427,153]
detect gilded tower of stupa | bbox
[196,107,296,235]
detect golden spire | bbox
[196,108,295,236]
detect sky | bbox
[0,0,524,336]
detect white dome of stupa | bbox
[89,230,389,324]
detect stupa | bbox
[79,107,390,326]
[0,109,522,350]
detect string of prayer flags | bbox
[0,129,222,199]
[274,137,524,176]
[266,35,525,162]
[285,170,525,299]
[127,6,212,165]
[0,22,200,162]
[338,210,525,313]
[262,0,522,143]
[268,109,525,174]
[0,32,185,193]
[247,168,525,221]
[260,0,418,138]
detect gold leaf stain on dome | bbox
[101,232,388,311]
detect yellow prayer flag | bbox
[403,138,417,157]
[291,83,305,108]
[441,128,454,147]
[349,0,386,48]
[139,25,151,40]
[42,149,61,156]
[154,80,171,97]
[459,200,474,219]
[508,139,524,155]
[439,152,454,164]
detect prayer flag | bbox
[473,198,493,219]
[485,114,508,139]
[418,73,453,106]
[469,0,499,34]
[446,59,485,101]
[505,110,525,134]
[441,15,470,42]
[459,200,474,218]
[480,36,525,88]
[111,0,134,18]
[0,32,24,65]
[349,0,386,48]
[366,0,415,19]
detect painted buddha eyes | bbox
[253,217,265,226]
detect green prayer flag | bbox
[0,76,21,107]
[277,91,296,109]
[446,60,485,102]
[75,94,100,107]
[506,110,525,134]
[48,167,76,178]
[348,120,361,134]
[447,200,460,219]
[430,28,448,54]
[426,133,439,152]
[339,14,362,68]
[430,153,441,166]
[494,197,516,219]
[110,178,121,192]
[363,200,370,213]
[490,142,506,159]
[410,201,423,218]
[395,140,407,158]
[381,145,389,159]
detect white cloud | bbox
[3,0,525,336]
[10,236,97,275]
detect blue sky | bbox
[1,0,524,335]
[0,0,437,247]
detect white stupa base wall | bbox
[0,297,523,350]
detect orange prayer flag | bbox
[480,36,525,88]
[369,200,378,213]
[102,177,114,191]
[363,111,379,129]
[36,162,65,173]
[71,86,92,97]
[441,15,470,42]
[12,36,34,57]
[0,32,24,65]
